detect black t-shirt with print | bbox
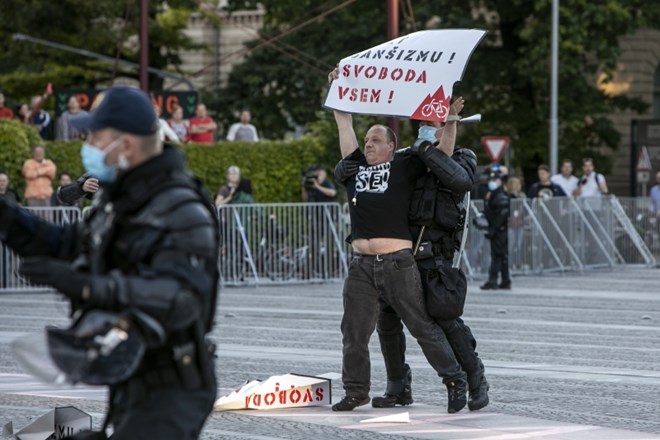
[343,148,426,241]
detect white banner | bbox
[324,29,486,121]
[214,373,331,411]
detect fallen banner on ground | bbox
[13,406,92,440]
[324,29,486,122]
[214,373,331,410]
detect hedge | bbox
[0,118,328,203]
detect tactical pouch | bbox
[173,341,202,389]
[425,267,467,321]
[413,241,434,261]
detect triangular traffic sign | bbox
[481,136,510,163]
[636,146,652,172]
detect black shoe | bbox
[498,282,511,290]
[332,395,370,411]
[372,367,414,408]
[468,376,490,411]
[446,379,467,413]
[372,385,413,408]
[480,283,498,290]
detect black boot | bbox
[446,378,467,413]
[372,367,413,408]
[331,395,370,411]
[468,375,490,411]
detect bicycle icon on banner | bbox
[420,98,449,120]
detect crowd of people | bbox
[0,88,259,144]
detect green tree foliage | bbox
[0,0,203,102]
[219,0,660,175]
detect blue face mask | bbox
[488,181,499,191]
[417,125,437,143]
[80,139,121,183]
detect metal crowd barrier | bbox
[218,203,350,286]
[0,207,82,291]
[464,196,656,280]
[1,199,656,291]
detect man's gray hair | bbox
[227,166,241,176]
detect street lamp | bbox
[550,0,559,174]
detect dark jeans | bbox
[340,249,464,397]
[378,266,484,391]
[108,372,217,439]
[488,230,510,285]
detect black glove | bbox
[410,138,434,155]
[19,257,89,302]
[334,159,360,185]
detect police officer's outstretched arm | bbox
[0,198,76,258]
[19,189,219,336]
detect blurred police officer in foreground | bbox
[0,86,220,439]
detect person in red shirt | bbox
[0,93,14,119]
[189,103,217,144]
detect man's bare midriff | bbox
[352,237,413,255]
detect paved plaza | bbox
[2,268,660,439]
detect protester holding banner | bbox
[336,98,490,412]
[328,68,468,414]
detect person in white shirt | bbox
[154,104,181,143]
[573,157,608,198]
[551,159,579,197]
[226,110,259,142]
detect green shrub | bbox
[184,139,326,202]
[0,129,328,203]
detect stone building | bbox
[172,5,265,91]
[603,29,660,195]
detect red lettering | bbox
[253,394,262,406]
[416,71,427,84]
[371,89,381,102]
[315,387,324,401]
[405,69,416,82]
[338,86,350,100]
[350,88,358,102]
[360,88,369,102]
[379,67,388,79]
[342,65,350,77]
[165,96,179,113]
[151,96,163,109]
[264,392,275,406]
[364,66,376,78]
[354,65,365,77]
[279,390,287,404]
[76,94,90,108]
[245,395,251,408]
[290,389,301,404]
[391,68,403,81]
[303,389,313,402]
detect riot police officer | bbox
[0,86,219,439]
[335,99,489,413]
[481,170,511,289]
